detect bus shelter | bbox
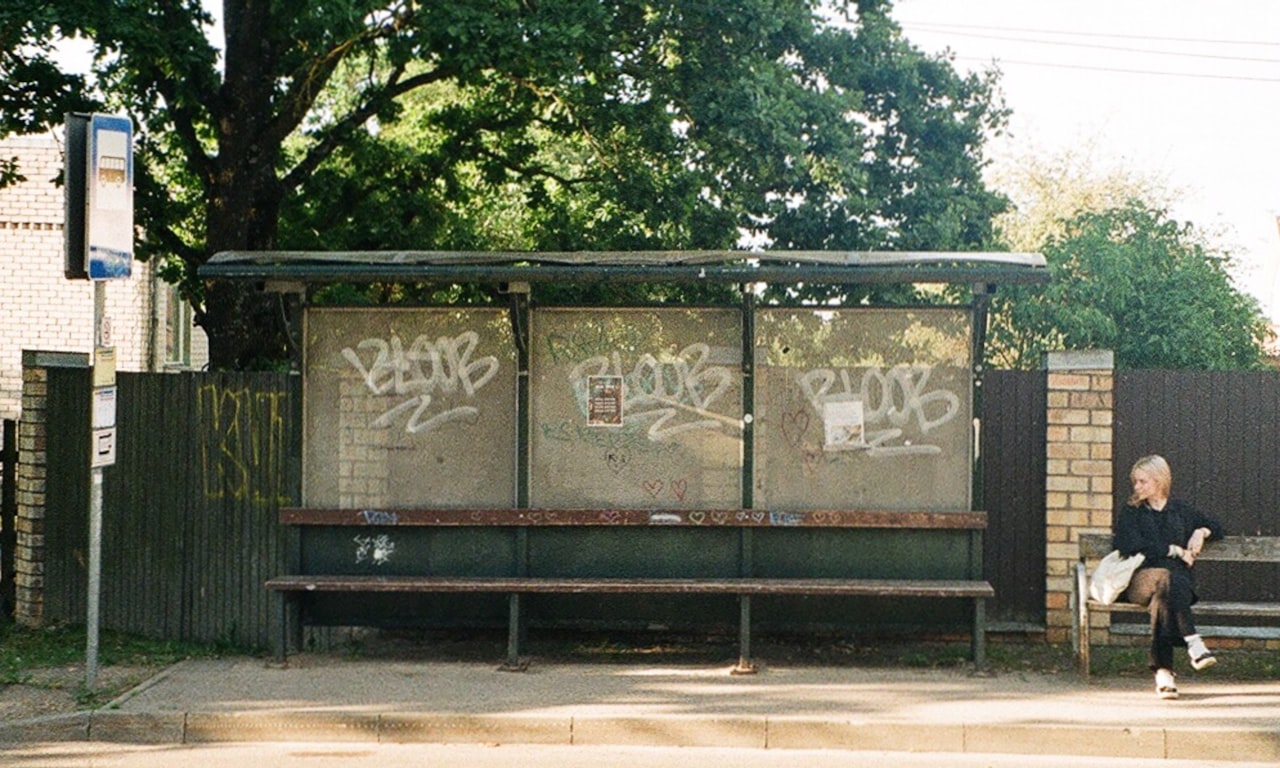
[199,250,1047,646]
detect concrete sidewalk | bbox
[3,654,1279,762]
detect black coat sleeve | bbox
[1180,501,1224,542]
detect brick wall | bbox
[13,363,48,627]
[1043,350,1114,643]
[338,371,393,507]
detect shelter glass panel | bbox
[302,308,517,507]
[753,308,972,510]
[530,308,744,508]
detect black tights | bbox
[1125,566,1198,671]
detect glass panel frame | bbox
[529,307,744,508]
[753,307,973,511]
[302,307,518,508]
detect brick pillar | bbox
[1043,350,1114,643]
[14,350,90,627]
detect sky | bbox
[893,0,1280,323]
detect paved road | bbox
[3,743,1278,768]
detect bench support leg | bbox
[500,593,528,672]
[732,595,757,675]
[1075,562,1091,677]
[972,597,987,668]
[270,592,290,668]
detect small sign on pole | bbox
[91,429,116,468]
[91,385,116,427]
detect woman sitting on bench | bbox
[1114,454,1223,700]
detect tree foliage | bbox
[988,143,1178,257]
[5,0,1009,368]
[987,201,1272,370]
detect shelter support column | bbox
[1043,350,1114,644]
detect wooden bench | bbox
[1072,531,1280,676]
[268,508,993,673]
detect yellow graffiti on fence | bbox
[197,385,292,506]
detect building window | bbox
[164,283,191,368]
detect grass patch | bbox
[0,622,239,695]
[1085,644,1280,680]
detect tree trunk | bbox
[198,0,290,370]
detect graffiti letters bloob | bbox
[567,343,738,441]
[341,331,499,434]
[797,364,961,457]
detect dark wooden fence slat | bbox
[1115,370,1280,605]
[980,370,1046,626]
[1,418,17,616]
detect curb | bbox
[4,710,1278,763]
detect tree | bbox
[986,201,1272,370]
[0,7,94,186]
[6,0,1009,368]
[987,142,1179,256]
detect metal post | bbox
[86,470,103,687]
[502,593,525,671]
[86,280,105,689]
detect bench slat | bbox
[1087,600,1280,618]
[1078,532,1280,563]
[1109,623,1280,641]
[266,574,994,598]
[279,507,988,530]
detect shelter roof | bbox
[199,250,1048,287]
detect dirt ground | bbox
[0,664,160,722]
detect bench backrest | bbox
[1078,531,1280,563]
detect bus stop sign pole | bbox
[66,113,132,689]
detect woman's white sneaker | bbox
[1155,669,1178,700]
[1186,634,1216,670]
[1191,651,1217,671]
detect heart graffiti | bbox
[781,410,810,447]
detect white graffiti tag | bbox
[342,331,499,434]
[354,534,396,565]
[797,364,961,457]
[568,343,738,441]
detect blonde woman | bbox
[1114,455,1224,699]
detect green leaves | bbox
[8,0,1010,366]
[988,202,1272,370]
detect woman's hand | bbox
[1169,544,1196,566]
[1186,527,1211,558]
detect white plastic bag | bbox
[1087,550,1145,604]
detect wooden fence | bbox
[42,371,300,648]
[31,366,1280,647]
[1115,370,1280,606]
